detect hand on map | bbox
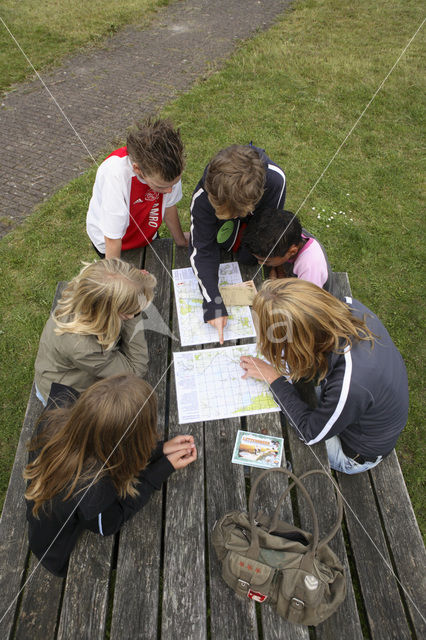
[164,435,197,469]
[207,315,228,345]
[240,356,280,385]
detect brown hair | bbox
[253,279,374,382]
[126,118,185,181]
[25,375,158,516]
[54,259,156,350]
[204,145,265,219]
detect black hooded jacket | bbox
[26,383,174,577]
[189,146,286,321]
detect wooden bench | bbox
[1,238,424,640]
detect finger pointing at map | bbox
[207,315,228,345]
[240,356,280,385]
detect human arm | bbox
[268,352,372,445]
[163,204,190,247]
[255,161,287,212]
[85,437,196,536]
[292,240,328,289]
[104,236,122,259]
[189,185,228,324]
[68,314,149,380]
[87,156,131,254]
[85,455,175,536]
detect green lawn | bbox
[0,0,171,93]
[0,0,424,530]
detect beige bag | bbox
[212,468,346,626]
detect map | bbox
[172,263,256,346]
[173,344,280,424]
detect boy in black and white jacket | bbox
[189,144,286,343]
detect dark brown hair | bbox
[127,118,185,181]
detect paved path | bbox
[0,0,291,238]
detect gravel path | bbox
[0,0,291,238]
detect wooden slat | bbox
[206,418,259,640]
[0,283,66,639]
[200,253,258,638]
[110,239,172,639]
[0,386,43,639]
[329,271,352,299]
[57,530,114,640]
[286,428,364,640]
[161,245,207,639]
[240,261,309,640]
[337,470,412,639]
[246,416,310,640]
[370,453,426,637]
[329,271,414,638]
[287,374,363,640]
[15,555,63,640]
[121,246,145,268]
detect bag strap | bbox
[246,468,319,560]
[268,469,343,550]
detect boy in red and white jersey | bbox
[86,119,189,258]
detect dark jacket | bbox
[26,383,174,577]
[269,298,409,457]
[189,146,286,321]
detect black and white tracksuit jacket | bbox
[26,384,174,577]
[189,146,286,322]
[270,298,409,458]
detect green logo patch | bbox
[217,220,235,244]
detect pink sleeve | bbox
[292,240,328,288]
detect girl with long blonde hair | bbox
[240,279,408,474]
[34,258,156,404]
[25,374,196,576]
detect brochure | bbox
[231,430,284,469]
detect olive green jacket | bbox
[34,314,149,401]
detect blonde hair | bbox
[54,259,156,350]
[253,279,374,382]
[25,374,158,516]
[205,145,265,219]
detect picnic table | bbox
[0,238,425,640]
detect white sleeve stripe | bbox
[267,164,286,206]
[345,296,353,304]
[306,347,353,444]
[98,513,104,536]
[189,188,212,303]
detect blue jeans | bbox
[325,436,383,474]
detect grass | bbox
[0,0,424,533]
[0,0,171,93]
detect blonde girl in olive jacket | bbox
[34,259,156,404]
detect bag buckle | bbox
[238,579,250,589]
[290,597,305,610]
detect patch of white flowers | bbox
[311,194,354,228]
